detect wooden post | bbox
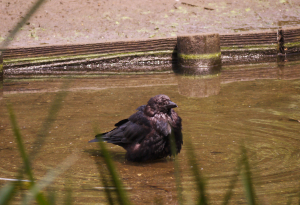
[177,33,221,75]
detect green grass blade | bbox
[7,103,49,205]
[286,197,292,205]
[222,158,242,205]
[0,0,47,49]
[47,189,56,205]
[92,127,115,205]
[97,139,131,205]
[63,182,72,205]
[0,182,16,205]
[240,145,256,205]
[7,103,34,183]
[29,81,70,161]
[35,193,50,205]
[169,132,183,205]
[222,174,238,205]
[186,138,208,205]
[97,163,115,205]
[22,153,78,204]
[153,197,164,205]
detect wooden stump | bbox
[177,33,221,75]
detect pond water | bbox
[1,59,300,204]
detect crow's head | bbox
[145,94,177,116]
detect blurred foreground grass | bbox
[0,0,299,204]
[1,84,299,205]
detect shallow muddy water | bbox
[1,60,300,204]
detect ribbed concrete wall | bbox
[282,27,300,54]
[1,26,300,77]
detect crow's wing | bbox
[92,111,152,147]
[114,119,129,127]
[112,104,145,127]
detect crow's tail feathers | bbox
[88,138,100,143]
[88,133,106,143]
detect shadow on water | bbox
[85,148,170,166]
[85,149,124,162]
[1,55,300,204]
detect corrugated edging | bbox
[1,26,300,76]
[282,26,300,54]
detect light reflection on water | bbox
[1,60,300,204]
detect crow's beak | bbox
[166,101,177,109]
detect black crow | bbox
[89,94,182,162]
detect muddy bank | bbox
[1,0,300,48]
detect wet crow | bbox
[89,94,182,162]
